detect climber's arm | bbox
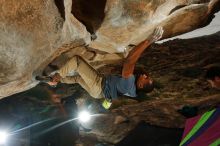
[122,27,164,78]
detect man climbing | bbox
[205,66,220,89]
[46,27,164,108]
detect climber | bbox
[46,27,164,108]
[205,66,220,89]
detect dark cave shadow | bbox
[116,121,183,146]
[71,0,107,34]
[54,0,65,20]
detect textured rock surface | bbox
[0,0,90,98]
[0,0,220,98]
[1,32,220,145]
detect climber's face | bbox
[136,74,153,89]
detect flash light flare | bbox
[0,131,8,145]
[78,111,91,123]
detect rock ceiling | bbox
[0,0,220,98]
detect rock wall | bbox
[0,0,220,98]
[0,0,90,98]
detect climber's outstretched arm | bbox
[122,27,164,78]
